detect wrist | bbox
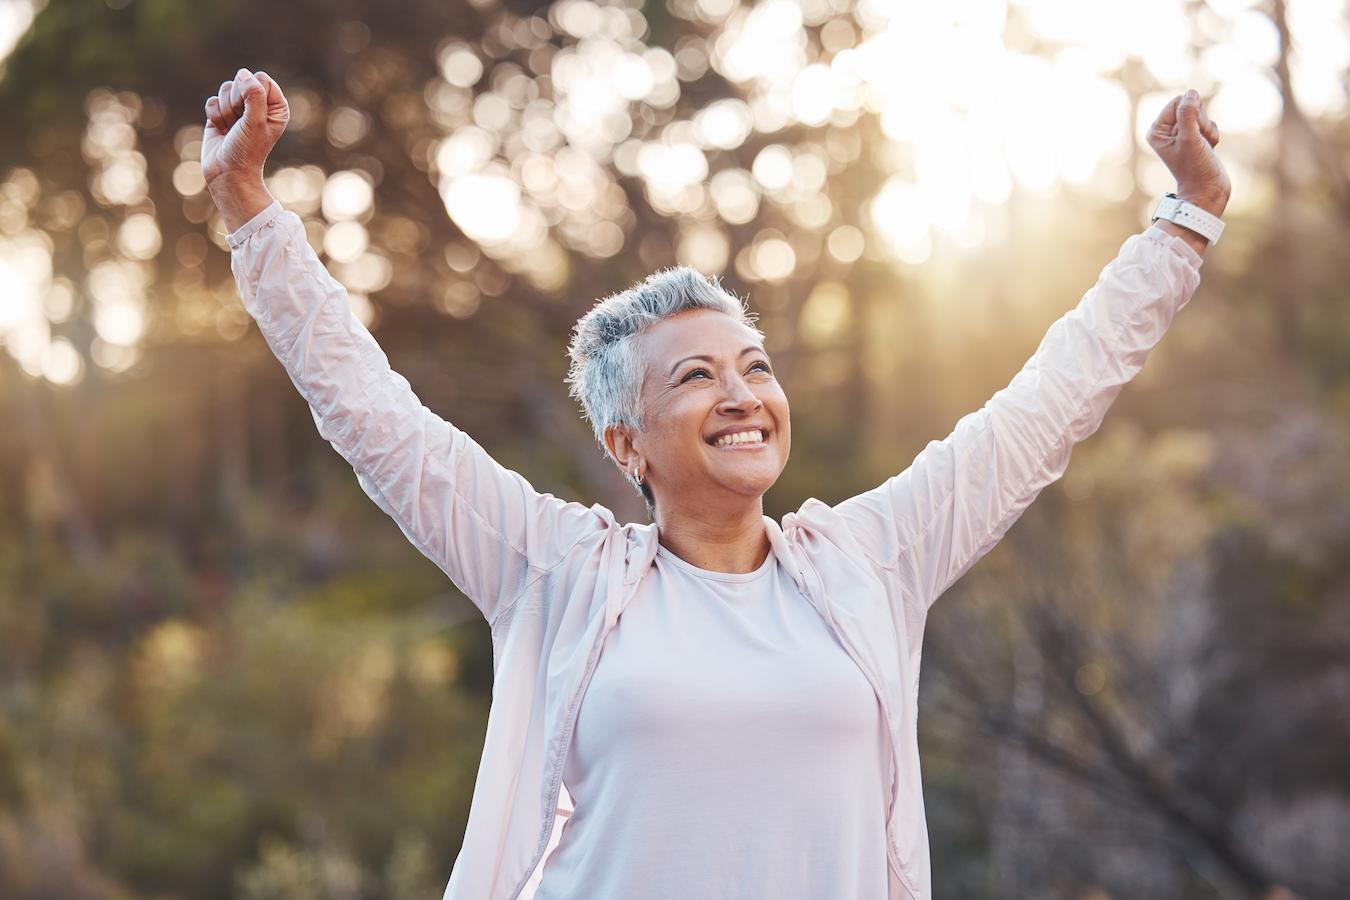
[1152,190,1225,258]
[1153,219,1210,259]
[207,171,275,234]
[206,167,266,196]
[1175,186,1228,218]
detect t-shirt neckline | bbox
[655,543,776,583]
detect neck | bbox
[654,495,769,574]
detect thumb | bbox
[1177,89,1203,139]
[239,71,268,126]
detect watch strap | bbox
[1152,193,1224,245]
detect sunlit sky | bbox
[2,0,1349,386]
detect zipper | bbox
[504,608,611,900]
[841,633,923,898]
[888,846,921,899]
[795,561,923,899]
[829,620,916,896]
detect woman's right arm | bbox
[205,70,609,625]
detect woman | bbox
[204,68,1228,900]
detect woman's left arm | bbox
[833,90,1230,613]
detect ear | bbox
[603,423,639,472]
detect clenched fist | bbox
[203,68,288,231]
[1146,89,1231,218]
[202,68,288,186]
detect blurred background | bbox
[1,0,1348,897]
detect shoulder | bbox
[782,492,900,571]
[537,510,660,584]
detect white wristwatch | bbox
[1152,193,1224,245]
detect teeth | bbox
[714,429,763,447]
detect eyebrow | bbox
[668,346,768,377]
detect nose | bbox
[716,373,763,415]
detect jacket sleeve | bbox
[227,201,609,625]
[832,224,1204,613]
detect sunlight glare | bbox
[751,145,794,192]
[0,257,32,331]
[677,224,731,273]
[441,174,523,244]
[791,64,840,126]
[840,0,1341,258]
[117,213,162,260]
[827,225,865,263]
[1287,0,1350,115]
[914,112,975,233]
[93,299,145,346]
[322,171,375,222]
[710,168,760,224]
[716,0,806,85]
[41,336,83,385]
[695,98,754,149]
[870,178,933,265]
[324,221,370,263]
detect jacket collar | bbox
[618,514,810,597]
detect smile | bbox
[710,428,767,448]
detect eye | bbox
[681,368,711,382]
[750,361,773,375]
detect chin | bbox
[716,467,784,498]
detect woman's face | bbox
[615,308,791,510]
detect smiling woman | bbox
[205,67,1226,900]
[564,267,790,566]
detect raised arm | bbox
[832,89,1230,614]
[203,69,609,624]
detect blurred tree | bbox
[1,1,1348,898]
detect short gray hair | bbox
[565,266,763,513]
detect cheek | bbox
[643,397,706,458]
[770,390,791,449]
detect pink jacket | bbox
[228,201,1203,900]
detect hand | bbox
[201,68,289,189]
[1146,89,1231,217]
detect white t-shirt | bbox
[533,542,891,899]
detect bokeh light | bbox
[0,0,1344,385]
